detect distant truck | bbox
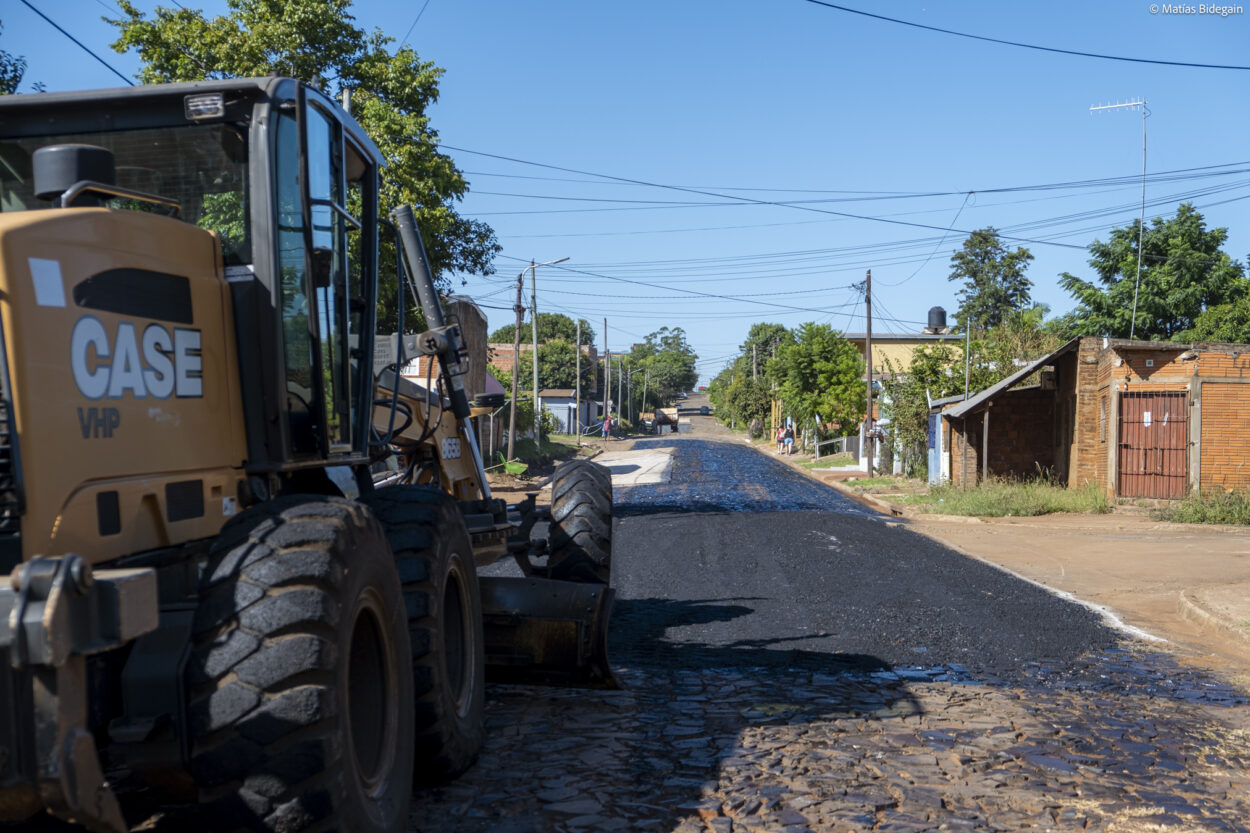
[640,408,679,433]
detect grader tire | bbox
[549,460,613,584]
[362,485,486,783]
[186,496,413,833]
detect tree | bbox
[1,22,31,94]
[773,323,864,436]
[107,0,500,330]
[724,376,772,431]
[949,228,1034,331]
[1179,296,1250,343]
[879,341,960,478]
[515,337,597,390]
[739,322,789,373]
[490,313,594,345]
[1060,203,1247,340]
[629,327,698,405]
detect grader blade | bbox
[479,576,617,689]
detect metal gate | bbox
[1118,391,1187,498]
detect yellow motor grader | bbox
[0,77,613,833]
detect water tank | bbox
[927,306,947,331]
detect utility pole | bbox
[530,259,539,442]
[602,318,609,424]
[627,368,633,423]
[1090,99,1149,339]
[525,256,569,445]
[575,318,581,446]
[864,269,874,478]
[617,357,623,424]
[752,344,758,380]
[506,273,524,461]
[642,370,648,422]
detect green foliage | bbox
[880,341,961,478]
[739,322,789,370]
[774,322,864,434]
[949,227,1034,331]
[629,327,698,406]
[1178,295,1250,343]
[905,478,1110,517]
[490,313,594,346]
[107,0,500,331]
[485,364,536,434]
[1154,489,1250,525]
[723,376,772,429]
[1,22,28,94]
[1060,203,1247,340]
[515,337,597,390]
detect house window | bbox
[1099,395,1107,442]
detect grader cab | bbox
[0,77,613,833]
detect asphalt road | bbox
[407,434,1250,833]
[609,437,1120,682]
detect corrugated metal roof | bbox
[943,338,1081,419]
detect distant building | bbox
[936,336,1250,499]
[538,389,599,435]
[487,343,599,394]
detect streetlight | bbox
[528,256,569,442]
[1090,98,1149,339]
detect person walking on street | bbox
[775,425,785,453]
[783,425,794,455]
[602,414,612,440]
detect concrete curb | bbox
[1177,589,1250,647]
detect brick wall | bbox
[1200,383,1250,491]
[948,387,1054,486]
[1196,349,1250,379]
[1072,339,1103,488]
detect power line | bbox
[400,0,435,48]
[801,0,1250,71]
[18,0,134,85]
[881,192,973,287]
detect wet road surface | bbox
[413,437,1250,832]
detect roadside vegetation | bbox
[901,478,1110,517]
[1154,490,1250,526]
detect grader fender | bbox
[479,576,617,689]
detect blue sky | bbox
[6,0,1250,384]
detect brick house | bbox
[938,336,1250,499]
[487,342,599,395]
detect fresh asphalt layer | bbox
[608,438,1120,681]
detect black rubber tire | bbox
[548,460,613,584]
[185,496,414,833]
[361,485,486,784]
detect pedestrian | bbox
[602,414,612,440]
[775,425,785,453]
[783,425,794,455]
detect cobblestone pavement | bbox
[412,439,1250,833]
[410,652,1250,832]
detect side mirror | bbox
[311,246,333,288]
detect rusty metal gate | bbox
[1118,391,1188,498]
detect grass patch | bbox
[812,453,856,467]
[844,476,903,490]
[1154,489,1250,525]
[906,478,1110,517]
[510,435,581,466]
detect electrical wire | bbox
[801,0,1250,71]
[17,0,133,85]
